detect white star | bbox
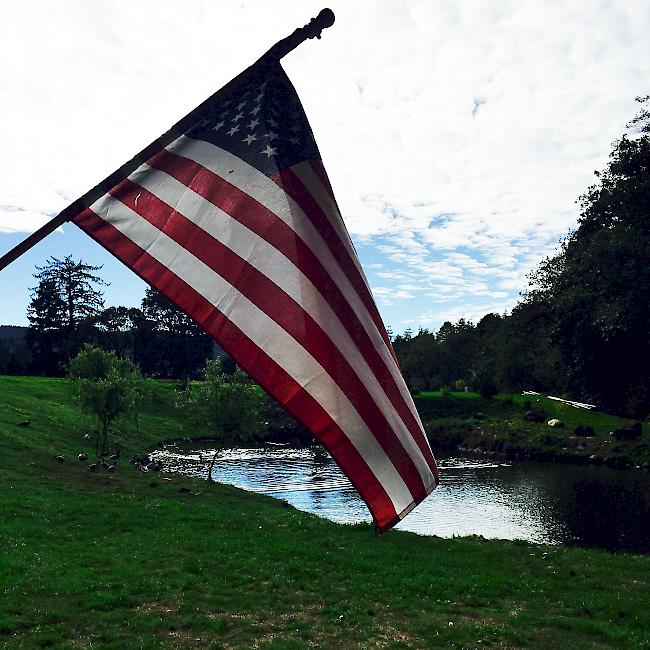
[267,117,279,128]
[213,121,225,132]
[242,133,257,145]
[232,112,244,123]
[236,101,246,111]
[265,130,278,141]
[288,136,300,145]
[250,105,261,116]
[247,118,260,130]
[290,124,301,134]
[255,91,264,103]
[219,110,229,118]
[261,145,277,158]
[227,125,240,136]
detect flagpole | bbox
[0,8,335,274]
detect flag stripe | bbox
[144,148,437,478]
[107,176,430,501]
[125,163,436,486]
[164,137,396,368]
[81,196,418,515]
[74,207,402,531]
[290,161,436,476]
[271,166,394,353]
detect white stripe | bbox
[291,160,427,432]
[291,161,368,288]
[89,193,416,514]
[127,163,434,487]
[166,135,423,430]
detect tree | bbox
[26,277,67,375]
[32,256,107,332]
[136,287,213,378]
[177,358,264,447]
[68,345,146,458]
[27,256,107,374]
[526,97,650,416]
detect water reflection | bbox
[150,445,650,552]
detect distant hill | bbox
[0,325,28,341]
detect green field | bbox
[1,375,650,649]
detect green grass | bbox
[1,375,650,649]
[415,391,650,467]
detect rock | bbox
[547,419,564,428]
[88,463,98,472]
[612,423,642,441]
[107,465,116,472]
[55,455,65,463]
[83,433,92,440]
[574,425,594,437]
[19,420,30,427]
[147,460,163,472]
[78,453,88,462]
[524,410,546,423]
[109,453,119,461]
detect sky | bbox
[1,1,649,333]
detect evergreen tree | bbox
[27,256,107,374]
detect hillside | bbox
[1,375,649,648]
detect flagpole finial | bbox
[263,8,336,62]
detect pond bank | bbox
[415,391,650,470]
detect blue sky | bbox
[2,1,649,332]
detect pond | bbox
[149,445,650,553]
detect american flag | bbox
[72,61,439,532]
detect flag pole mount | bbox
[0,8,336,274]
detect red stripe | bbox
[308,161,401,361]
[271,166,393,354]
[146,149,438,478]
[108,178,429,501]
[275,166,436,479]
[73,206,400,532]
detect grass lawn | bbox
[1,375,650,649]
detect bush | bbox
[479,383,498,399]
[68,345,146,457]
[177,359,264,447]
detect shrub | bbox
[177,358,264,447]
[68,345,146,457]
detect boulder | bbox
[547,419,564,428]
[83,433,92,440]
[55,455,65,463]
[19,420,30,427]
[524,410,546,423]
[612,422,642,441]
[574,425,594,437]
[87,463,98,472]
[78,453,88,462]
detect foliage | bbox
[135,287,214,378]
[177,358,264,447]
[26,256,107,375]
[526,96,650,416]
[68,345,146,456]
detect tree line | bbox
[1,97,648,418]
[394,97,650,418]
[2,256,215,379]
